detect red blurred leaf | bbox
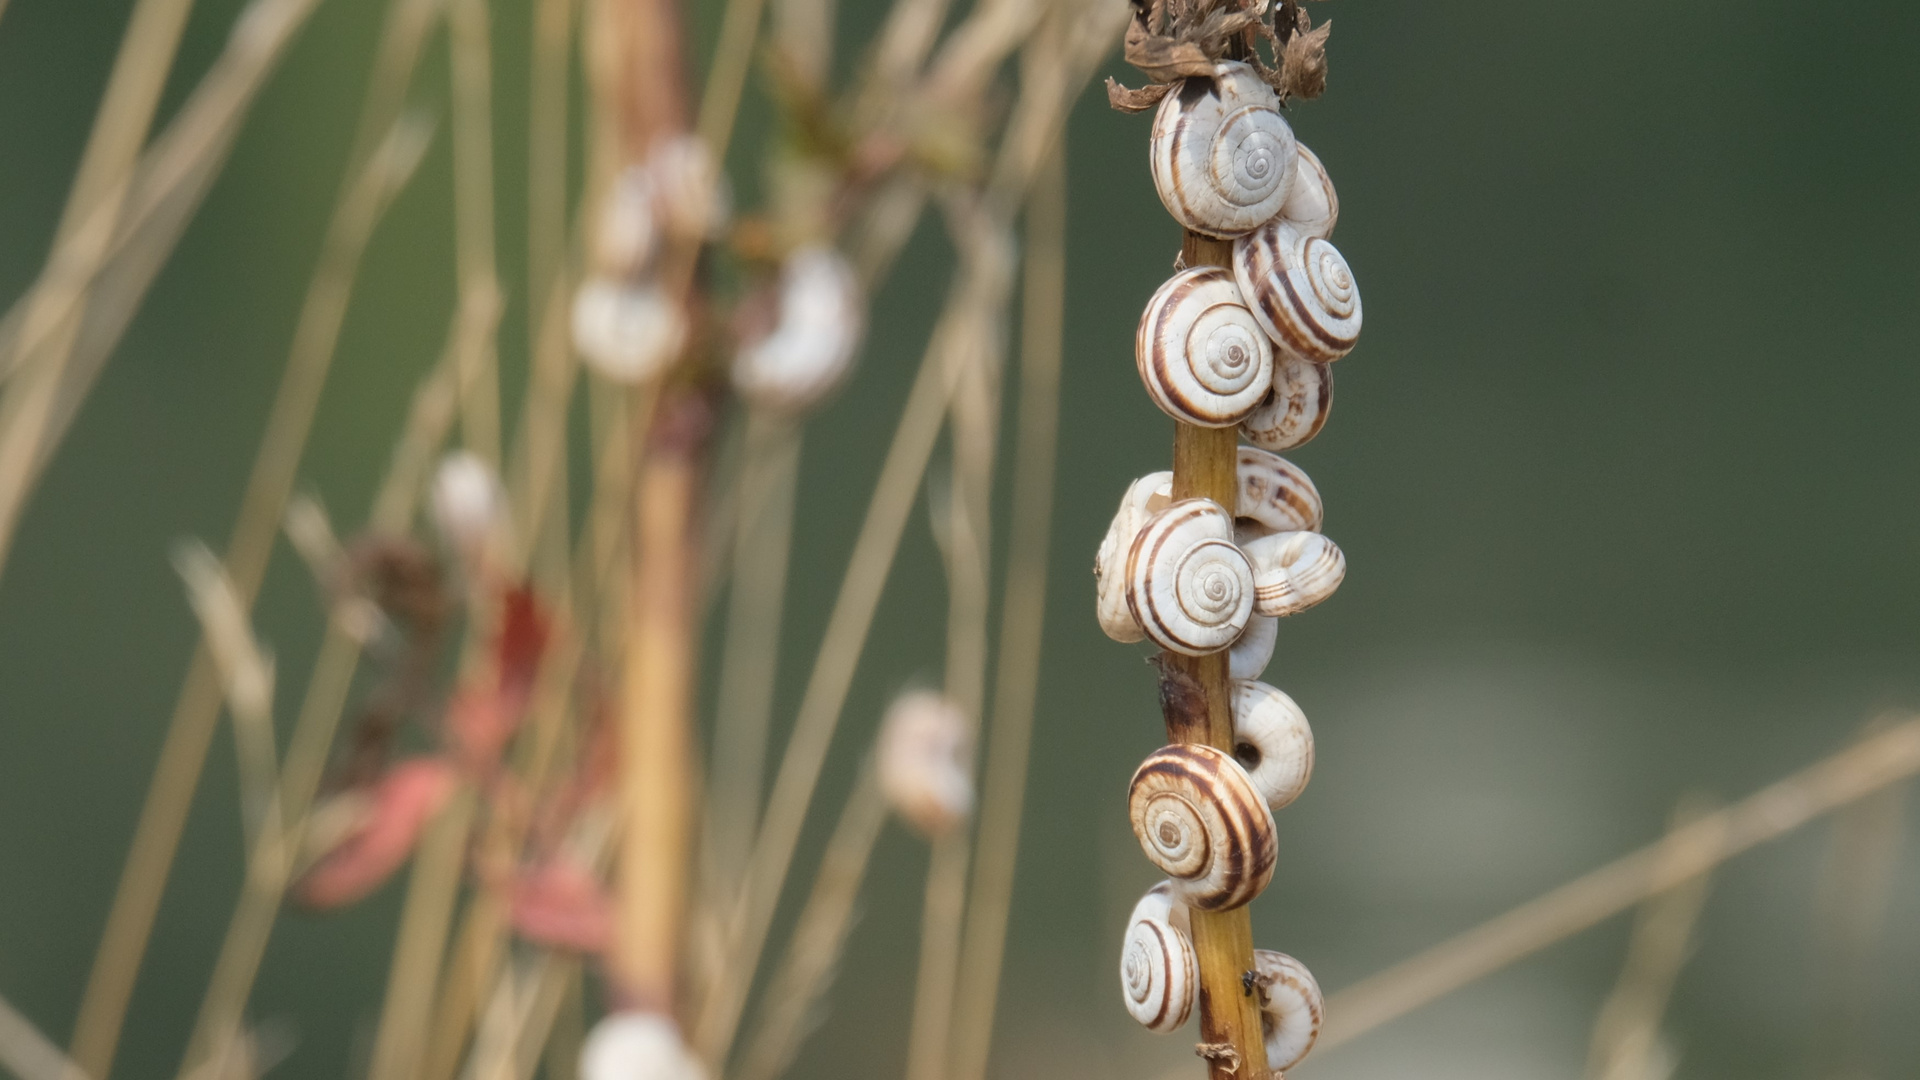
[293,757,460,910]
[496,584,551,710]
[509,856,613,954]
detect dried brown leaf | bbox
[1106,77,1176,113]
[1124,14,1218,82]
[1280,19,1330,100]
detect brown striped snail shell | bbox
[1228,614,1278,681]
[1233,219,1362,365]
[1095,472,1174,643]
[1240,355,1333,452]
[1279,143,1339,240]
[1252,950,1324,1072]
[1150,62,1298,239]
[1125,499,1256,656]
[1120,882,1196,1032]
[1243,530,1346,617]
[1232,680,1314,811]
[1235,446,1323,536]
[1137,267,1274,427]
[1128,744,1277,911]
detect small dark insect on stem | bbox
[1241,969,1257,997]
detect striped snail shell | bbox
[1150,62,1298,239]
[1240,355,1333,452]
[1243,530,1346,617]
[1232,680,1314,811]
[1252,950,1325,1072]
[1128,744,1277,911]
[1125,499,1256,656]
[1137,267,1274,427]
[1233,219,1362,365]
[1120,882,1196,1032]
[1095,472,1173,643]
[1228,614,1278,681]
[1235,446,1323,536]
[1279,143,1339,240]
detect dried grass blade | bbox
[0,991,86,1080]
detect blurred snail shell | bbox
[593,166,657,276]
[1279,143,1339,240]
[1240,355,1333,452]
[1232,680,1313,811]
[732,245,864,412]
[1120,882,1196,1032]
[1242,530,1346,617]
[1150,62,1298,239]
[1252,950,1324,1072]
[1228,614,1277,681]
[1137,267,1274,427]
[430,450,502,563]
[877,690,973,837]
[571,277,686,383]
[1233,219,1362,365]
[1095,472,1173,643]
[1235,446,1323,537]
[646,134,730,240]
[1128,744,1277,911]
[581,1011,708,1080]
[1125,499,1256,656]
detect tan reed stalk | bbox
[68,33,438,1061]
[1810,767,1907,1078]
[365,791,482,1080]
[526,0,576,331]
[769,0,834,88]
[507,275,580,589]
[948,144,1067,1080]
[1584,796,1719,1080]
[694,0,770,155]
[735,761,891,1080]
[0,991,84,1080]
[1320,712,1920,1051]
[447,0,503,468]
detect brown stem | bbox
[1158,231,1272,1080]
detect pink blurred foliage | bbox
[293,756,461,910]
[508,855,614,954]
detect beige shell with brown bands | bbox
[1228,614,1278,681]
[1150,62,1299,239]
[1120,882,1196,1032]
[1136,267,1274,427]
[1125,499,1255,656]
[1252,950,1324,1071]
[1279,143,1339,240]
[1095,472,1174,643]
[1129,744,1277,911]
[1236,446,1323,536]
[1232,679,1314,810]
[1242,530,1346,617]
[1240,354,1333,452]
[1233,220,1362,365]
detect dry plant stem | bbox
[948,147,1068,1080]
[0,992,85,1080]
[1810,773,1907,1077]
[448,0,503,468]
[1161,232,1270,1080]
[770,0,834,87]
[695,0,770,155]
[526,0,576,327]
[1321,712,1920,1050]
[366,792,482,1080]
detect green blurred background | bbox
[3,0,1919,1077]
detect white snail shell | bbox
[1128,744,1277,911]
[1235,446,1323,537]
[571,276,686,383]
[877,690,973,837]
[1232,680,1313,811]
[1137,267,1274,427]
[1233,219,1362,365]
[1252,950,1324,1072]
[646,134,730,240]
[1095,472,1174,643]
[430,450,502,563]
[593,165,658,276]
[1240,355,1333,452]
[731,245,864,412]
[1125,499,1256,656]
[1278,143,1339,240]
[1242,530,1346,617]
[1150,62,1298,239]
[580,1012,708,1080]
[1120,882,1196,1032]
[1228,614,1277,681]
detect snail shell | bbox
[1233,219,1362,365]
[1232,680,1313,811]
[430,451,502,563]
[1150,62,1298,239]
[1228,614,1278,681]
[1279,143,1339,240]
[1242,530,1346,617]
[732,245,864,413]
[1252,950,1324,1072]
[1235,446,1323,537]
[877,690,973,837]
[581,1011,708,1080]
[1240,355,1333,452]
[593,165,657,276]
[571,277,687,383]
[1128,744,1277,911]
[1137,267,1274,427]
[1125,499,1256,656]
[1120,882,1196,1032]
[1095,472,1174,643]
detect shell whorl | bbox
[1242,530,1346,617]
[1231,680,1314,810]
[1095,472,1174,643]
[1233,219,1362,365]
[1128,744,1277,911]
[1137,267,1274,427]
[1252,950,1324,1072]
[1279,143,1339,240]
[731,245,864,413]
[1120,882,1196,1032]
[1235,446,1323,537]
[1240,355,1333,452]
[1228,614,1278,681]
[1149,63,1298,239]
[1125,499,1256,656]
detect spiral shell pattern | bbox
[1095,472,1174,643]
[1129,744,1277,911]
[1232,680,1314,811]
[1120,882,1196,1032]
[1252,950,1324,1072]
[1236,446,1323,537]
[1240,355,1333,452]
[1233,220,1362,365]
[1137,268,1274,427]
[1125,499,1256,656]
[1150,63,1299,239]
[1279,143,1339,240]
[1243,530,1346,617]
